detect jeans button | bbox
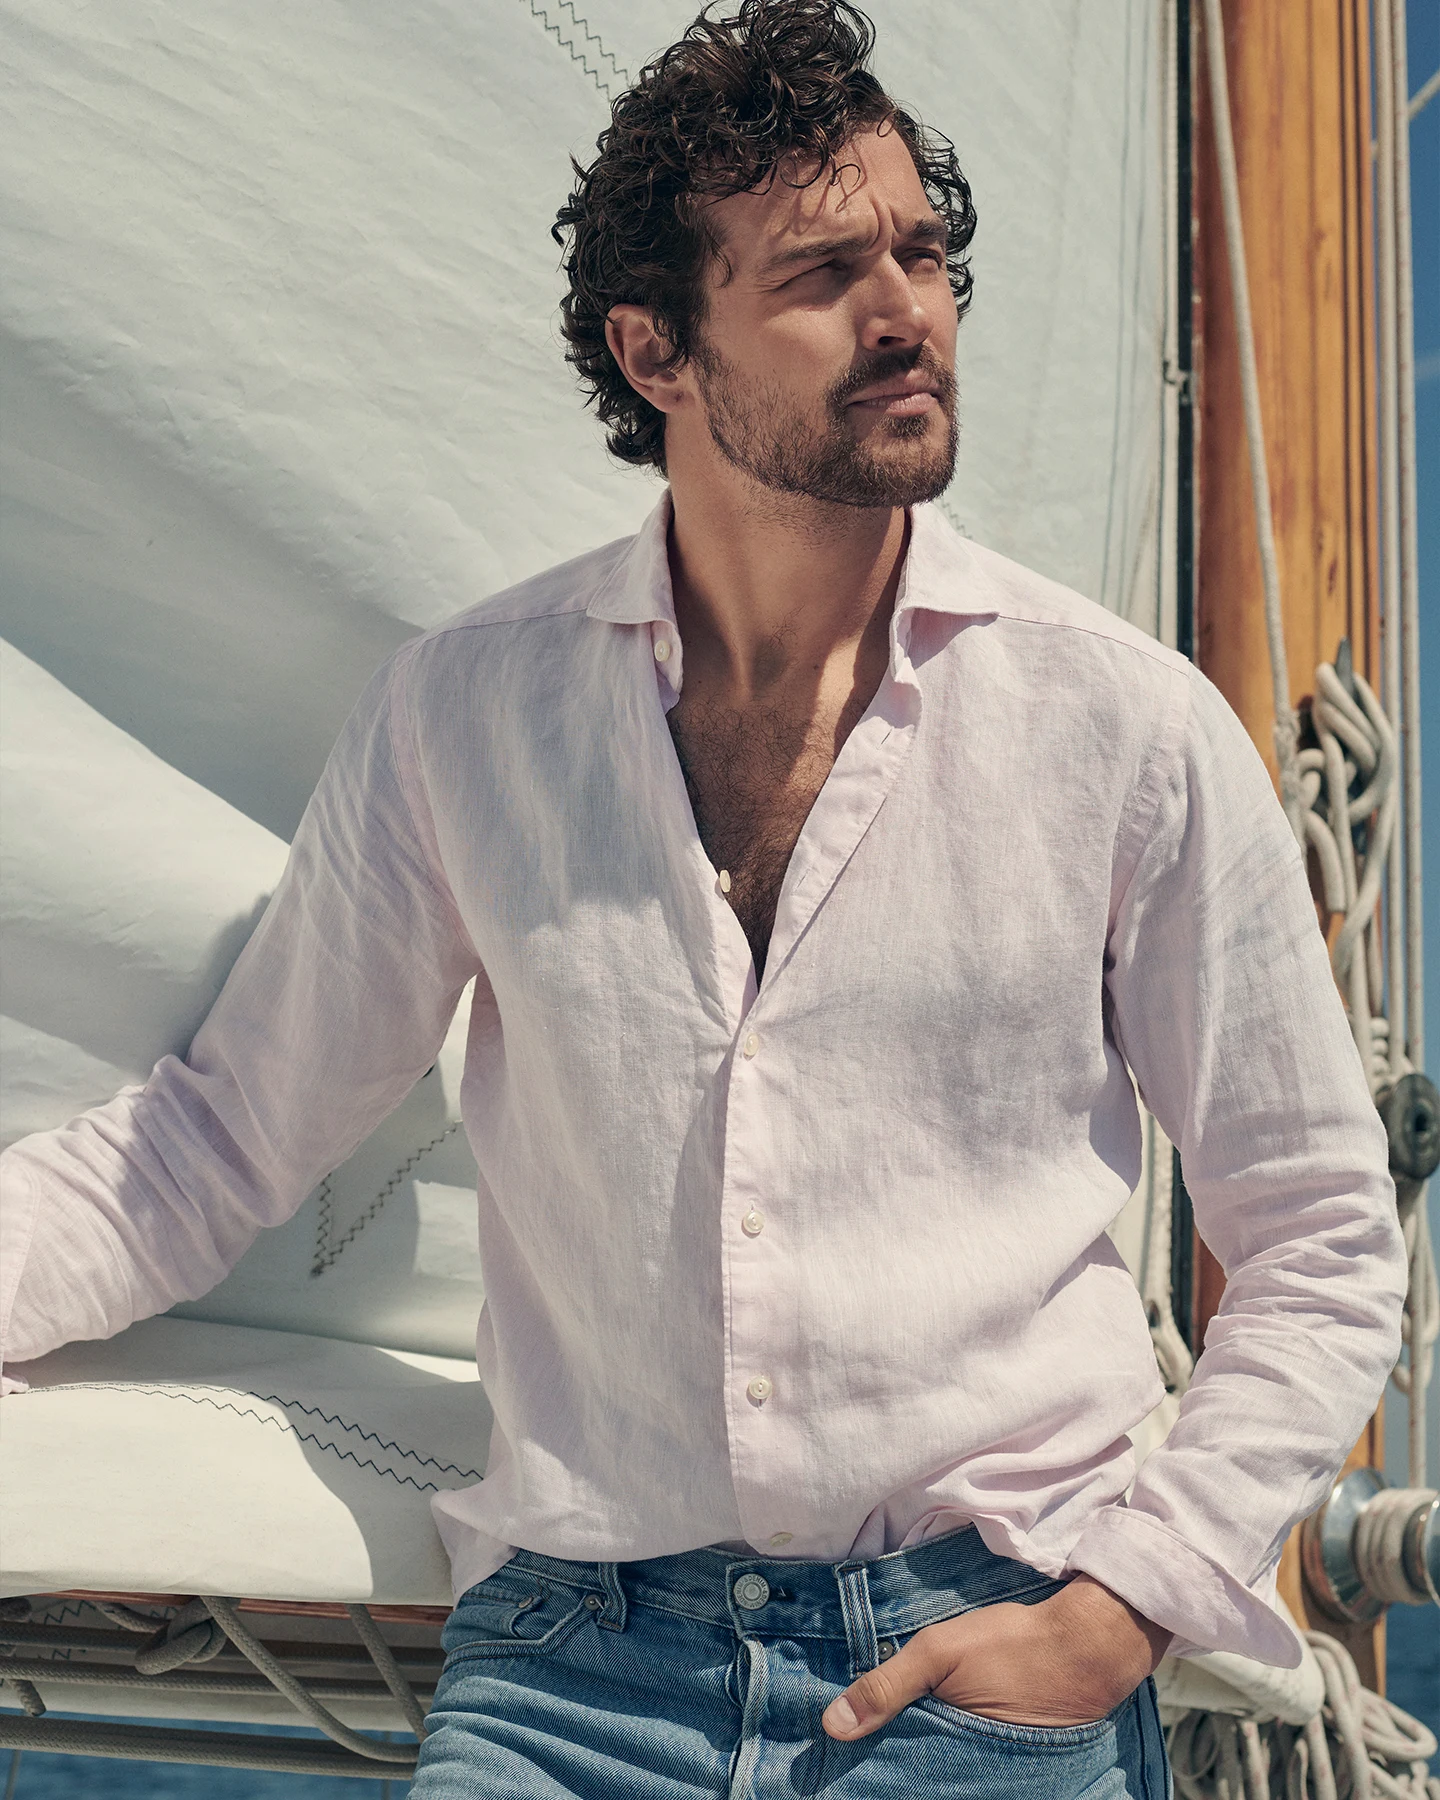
[733,1574,771,1611]
[878,1638,897,1661]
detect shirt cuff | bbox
[1063,1504,1304,1669]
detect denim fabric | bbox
[412,1525,1172,1798]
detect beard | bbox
[689,339,958,509]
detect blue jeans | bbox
[413,1526,1172,1797]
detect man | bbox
[0,2,1406,1795]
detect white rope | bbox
[343,1603,429,1740]
[201,1598,417,1764]
[1392,1185,1438,1492]
[1141,1116,1194,1396]
[1351,1487,1439,1610]
[1199,0,1304,847]
[1385,0,1424,1078]
[1298,661,1399,1092]
[1169,1631,1440,1799]
[1410,67,1440,125]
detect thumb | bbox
[821,1638,940,1740]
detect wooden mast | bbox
[1190,0,1384,1685]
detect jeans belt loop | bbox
[596,1561,628,1631]
[836,1561,879,1680]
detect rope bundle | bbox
[1301,656,1438,1489]
[1299,662,1398,1092]
[1169,1632,1439,1800]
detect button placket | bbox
[718,992,792,1552]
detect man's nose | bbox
[859,255,934,351]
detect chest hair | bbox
[667,684,872,977]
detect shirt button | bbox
[741,1209,764,1237]
[718,869,732,894]
[768,1531,793,1548]
[746,1375,773,1404]
[653,637,672,662]
[742,1032,760,1059]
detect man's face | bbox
[689,123,959,508]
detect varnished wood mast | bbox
[1191,0,1385,1685]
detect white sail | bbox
[0,1,1168,1333]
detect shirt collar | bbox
[894,501,1003,626]
[584,492,678,628]
[581,489,1002,634]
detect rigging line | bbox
[201,1600,416,1764]
[1198,0,1303,846]
[344,1605,429,1740]
[1387,0,1424,1075]
[1367,64,1440,154]
[1376,0,1408,1083]
[1095,0,1137,614]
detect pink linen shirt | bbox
[0,497,1406,1667]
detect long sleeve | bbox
[1064,664,1407,1665]
[0,645,480,1379]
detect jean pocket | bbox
[913,1692,1121,1748]
[443,1570,595,1665]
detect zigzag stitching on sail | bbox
[27,1383,485,1490]
[31,1602,90,1630]
[19,1599,97,1659]
[18,1598,171,1661]
[520,0,630,100]
[311,1119,465,1277]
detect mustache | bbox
[827,345,956,411]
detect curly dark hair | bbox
[552,0,976,474]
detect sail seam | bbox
[520,1,629,100]
[311,1119,465,1278]
[21,1384,483,1490]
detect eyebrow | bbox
[757,213,948,277]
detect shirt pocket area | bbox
[442,1569,595,1665]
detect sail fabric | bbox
[0,1,1168,1352]
[1,1315,488,1606]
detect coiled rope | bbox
[1300,661,1399,1091]
[1298,655,1438,1488]
[1169,1631,1440,1800]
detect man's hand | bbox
[820,1574,1171,1740]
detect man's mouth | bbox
[845,375,942,417]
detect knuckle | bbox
[851,1670,891,1711]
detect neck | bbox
[665,456,908,698]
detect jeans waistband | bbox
[493,1526,1064,1644]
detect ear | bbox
[606,307,691,415]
